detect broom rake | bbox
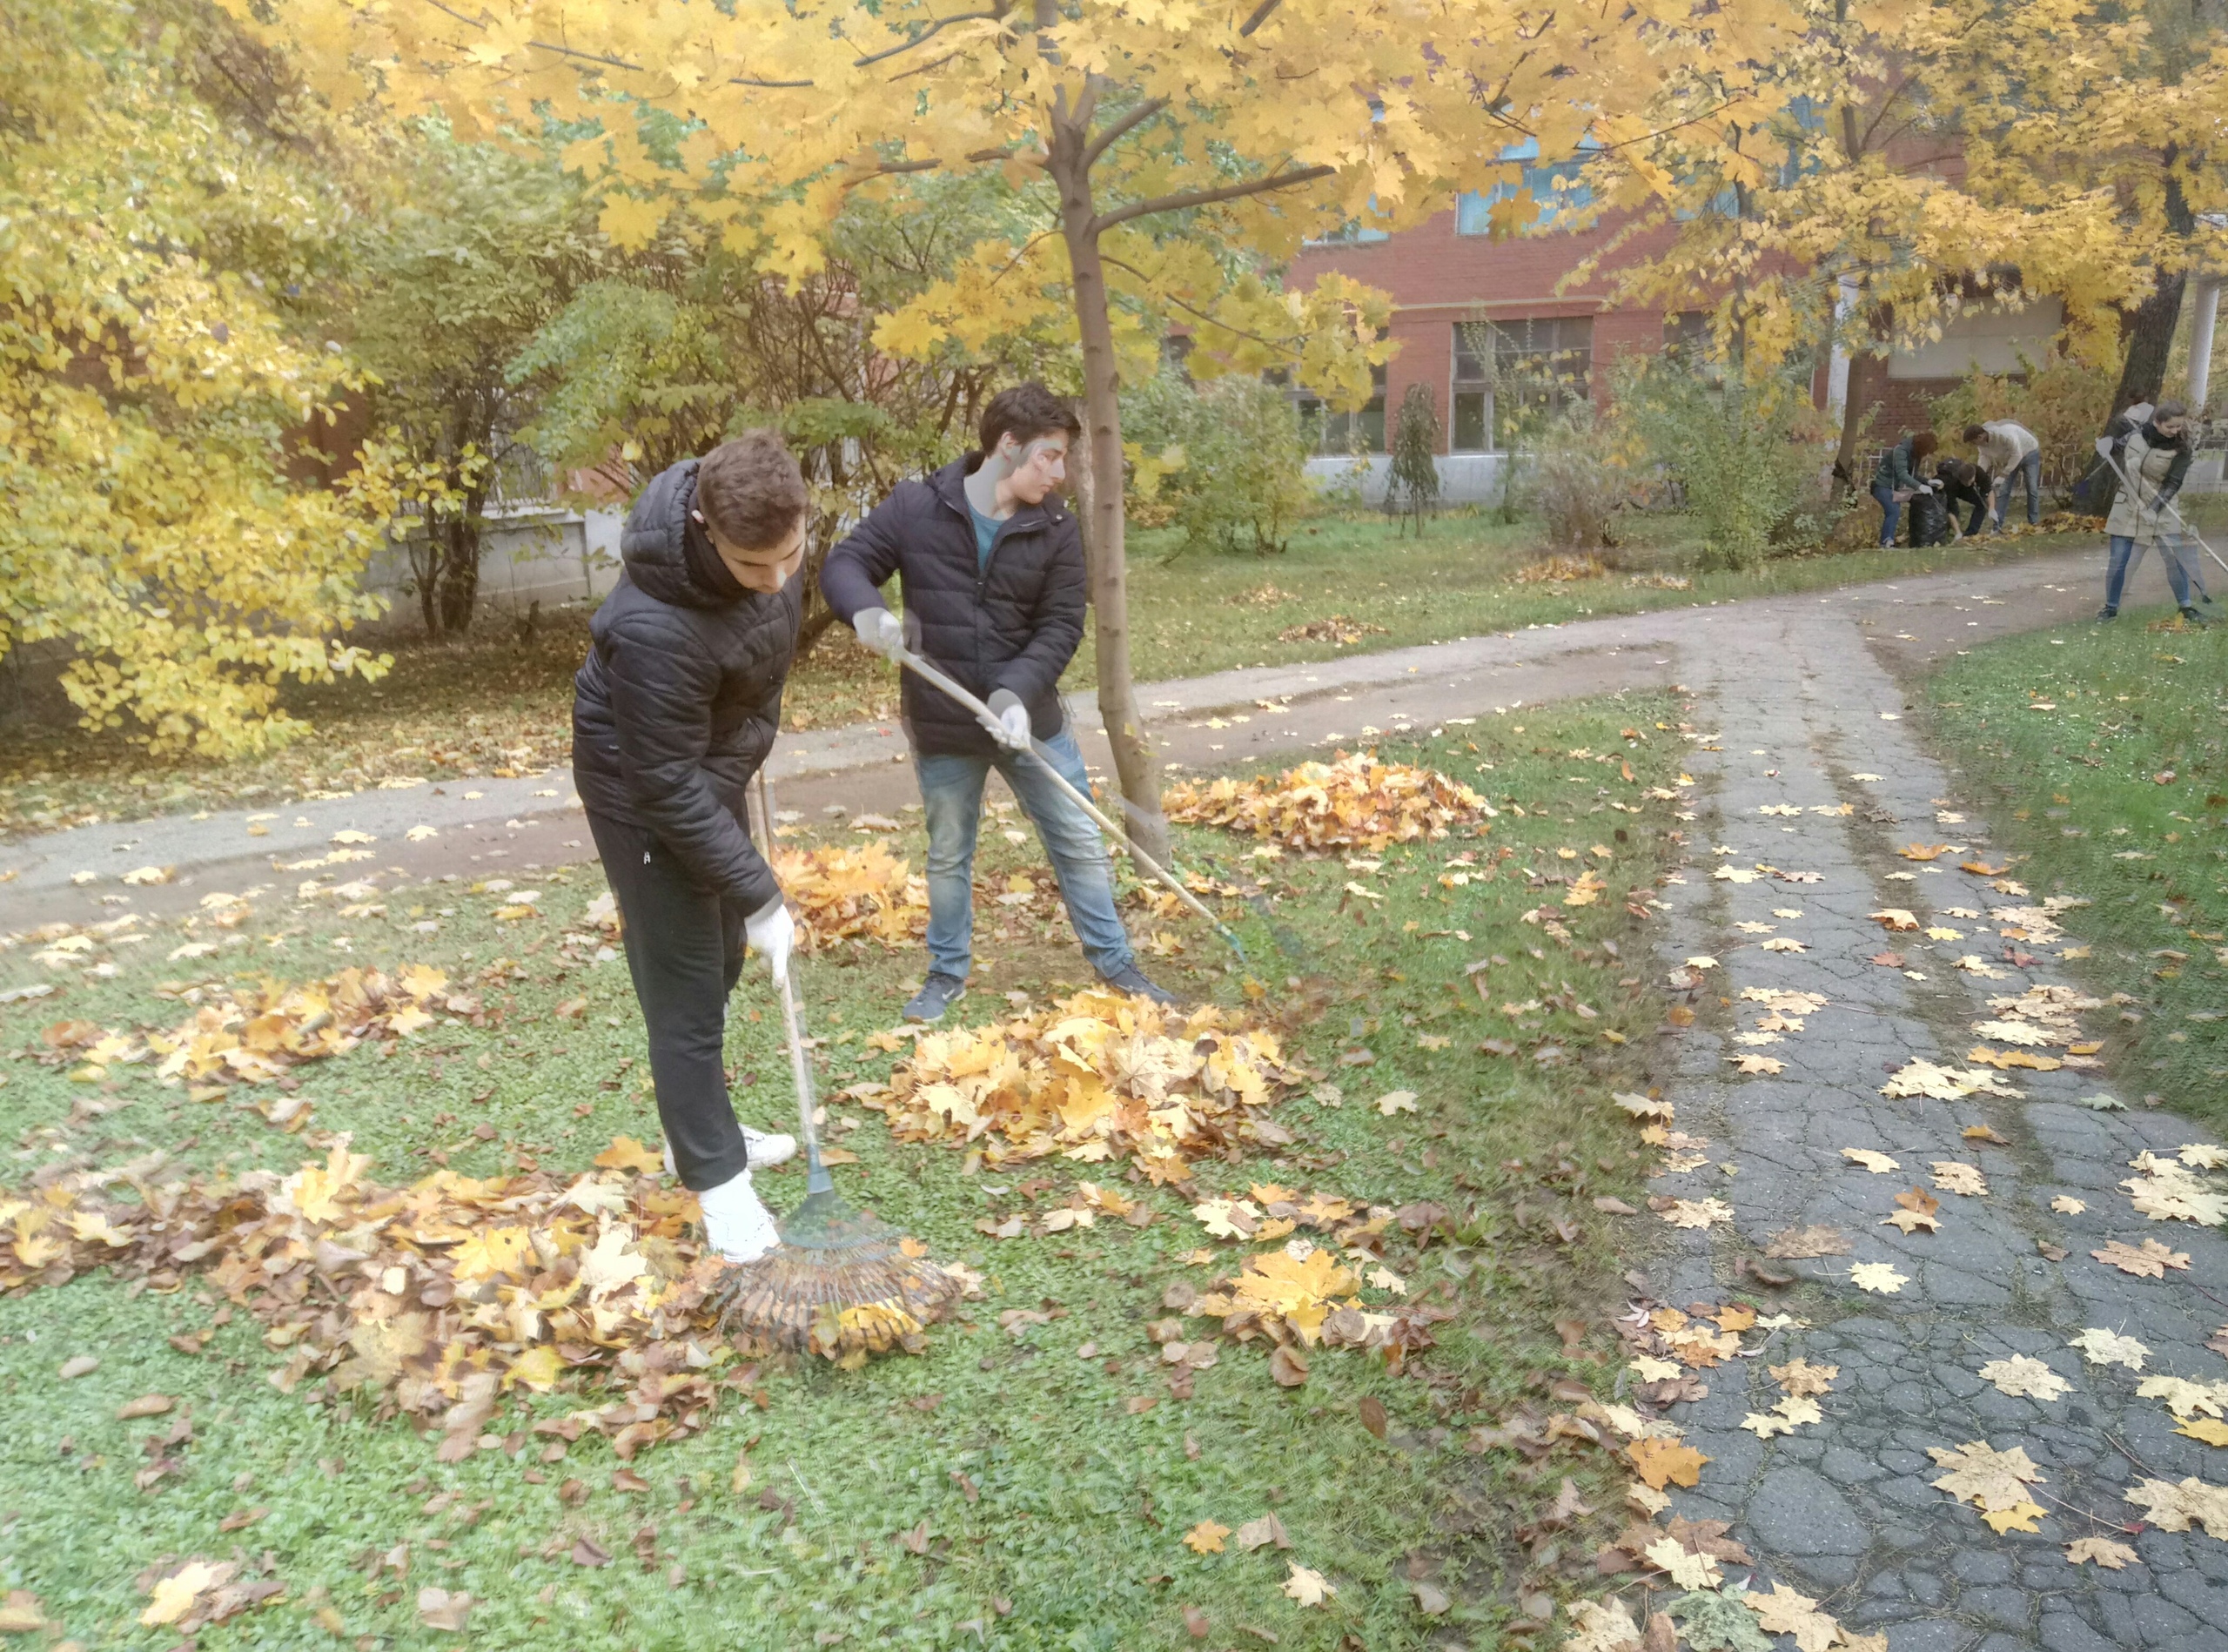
[712,770,962,1360]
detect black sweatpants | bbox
[587,810,753,1192]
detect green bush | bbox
[1386,383,1442,533]
[1612,359,1835,570]
[1521,403,1621,549]
[1929,347,2115,493]
[1123,370,1313,556]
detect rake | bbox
[2091,435,2228,581]
[885,641,1252,969]
[711,770,962,1360]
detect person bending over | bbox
[1870,429,1938,547]
[820,382,1175,1024]
[1963,420,2041,531]
[572,431,809,1262]
[1934,458,1992,541]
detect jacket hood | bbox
[620,460,747,609]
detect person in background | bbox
[820,382,1177,1024]
[1934,457,1993,540]
[1963,419,2042,531]
[1870,430,1939,547]
[2098,400,2204,625]
[571,431,809,1264]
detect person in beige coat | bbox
[2098,400,2201,623]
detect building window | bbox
[1663,312,1712,359]
[1291,358,1387,455]
[1451,317,1594,449]
[1455,142,1594,236]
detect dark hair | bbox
[696,430,809,550]
[1909,430,1939,460]
[979,382,1081,456]
[1940,458,1977,487]
[1962,424,1988,443]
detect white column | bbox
[1827,276,1858,417]
[2188,275,2221,413]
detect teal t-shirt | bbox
[970,504,1002,568]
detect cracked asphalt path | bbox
[1645,600,2228,1650]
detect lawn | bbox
[1925,601,2228,1136]
[0,505,2080,838]
[2,695,1692,1649]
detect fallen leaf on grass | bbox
[1374,1090,1418,1116]
[139,1561,225,1627]
[1842,1149,1900,1173]
[1233,1512,1291,1553]
[1978,1356,2072,1400]
[417,1586,474,1631]
[2093,1239,2191,1278]
[2070,1328,2149,1370]
[0,1594,48,1634]
[1268,1344,1309,1387]
[1615,1091,1674,1122]
[1849,1262,1908,1293]
[2065,1537,2141,1569]
[1280,1561,1335,1607]
[1627,1436,1708,1489]
[1565,1599,1643,1652]
[117,1393,173,1420]
[1166,752,1490,850]
[2124,1476,2228,1536]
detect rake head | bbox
[712,1188,963,1360]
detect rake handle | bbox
[755,769,833,1197]
[884,642,1246,964]
[2094,444,2228,576]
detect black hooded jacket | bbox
[571,460,802,910]
[818,454,1086,756]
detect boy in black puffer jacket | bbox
[573,430,809,1263]
[821,383,1174,1024]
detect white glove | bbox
[852,607,904,660]
[743,896,795,985]
[997,702,1032,750]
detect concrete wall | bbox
[1308,453,1511,507]
[361,504,625,631]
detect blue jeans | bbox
[1871,480,1903,547]
[2103,534,2191,614]
[916,725,1135,981]
[1991,450,2043,527]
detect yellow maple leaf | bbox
[594,1137,664,1174]
[598,193,668,251]
[1182,1519,1229,1554]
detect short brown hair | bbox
[979,382,1081,456]
[696,430,809,550]
[1962,424,1988,443]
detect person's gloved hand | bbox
[985,690,1032,751]
[743,896,795,986]
[852,607,904,660]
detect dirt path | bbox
[0,547,2108,935]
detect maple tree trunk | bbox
[2096,155,2196,518]
[1831,345,1882,489]
[1051,123,1169,864]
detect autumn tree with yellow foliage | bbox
[1,0,393,755]
[226,0,1762,856]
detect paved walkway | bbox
[0,548,2111,932]
[1644,601,2228,1649]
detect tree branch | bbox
[1082,98,1168,171]
[1091,165,1335,233]
[851,9,1007,68]
[1100,254,1296,353]
[1238,0,1283,36]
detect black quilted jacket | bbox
[819,454,1086,756]
[571,460,802,910]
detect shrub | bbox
[1612,359,1835,571]
[1123,371,1314,556]
[1386,384,1442,534]
[1521,404,1621,549]
[1929,347,2116,493]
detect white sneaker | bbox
[697,1168,781,1264]
[663,1128,797,1177]
[742,1125,797,1167]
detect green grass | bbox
[0,504,2093,838]
[1,695,1688,1649]
[1926,605,2228,1134]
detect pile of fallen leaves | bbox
[1163,751,1491,852]
[770,842,929,952]
[0,1136,891,1461]
[1513,553,1607,584]
[1275,615,1386,647]
[861,990,1308,1182]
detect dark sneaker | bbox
[903,972,968,1024]
[2096,607,2117,621]
[1097,963,1178,1006]
[2182,607,2211,629]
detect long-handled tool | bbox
[2093,436,2228,578]
[884,641,1249,968]
[713,771,961,1358]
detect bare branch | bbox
[1100,254,1295,353]
[1091,164,1336,232]
[1081,98,1169,171]
[851,8,1007,68]
[1238,0,1283,37]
